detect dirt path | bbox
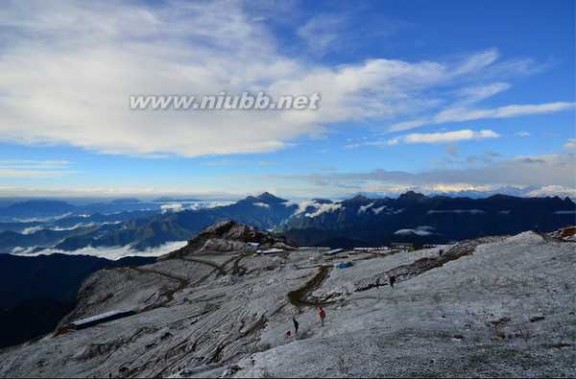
[179,257,226,276]
[229,255,248,276]
[287,265,333,308]
[132,255,244,310]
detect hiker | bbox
[389,275,396,288]
[285,330,292,339]
[318,307,326,327]
[292,317,299,335]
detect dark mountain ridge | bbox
[3,192,575,253]
[0,254,154,348]
[282,192,575,247]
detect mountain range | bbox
[281,191,576,247]
[2,191,574,255]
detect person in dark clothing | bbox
[318,307,326,327]
[292,317,299,335]
[389,275,396,288]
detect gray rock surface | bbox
[0,227,574,378]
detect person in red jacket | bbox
[318,307,326,327]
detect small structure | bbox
[258,248,284,255]
[335,261,353,269]
[68,309,136,330]
[390,242,414,251]
[325,248,344,256]
[353,246,391,252]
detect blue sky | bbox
[0,0,574,199]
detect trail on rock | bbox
[288,265,333,308]
[178,257,226,276]
[354,238,499,292]
[130,267,189,308]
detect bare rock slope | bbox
[164,220,291,259]
[0,224,574,378]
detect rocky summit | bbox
[163,220,292,259]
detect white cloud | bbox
[565,139,576,150]
[455,82,511,105]
[297,14,347,56]
[0,160,74,178]
[515,131,531,137]
[160,203,184,213]
[389,102,574,132]
[281,153,576,191]
[386,129,500,145]
[0,184,246,200]
[346,129,499,148]
[451,49,500,75]
[13,240,188,260]
[434,102,574,124]
[0,1,562,157]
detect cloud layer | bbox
[392,129,500,144]
[389,102,574,132]
[0,1,570,157]
[284,153,576,192]
[0,160,74,178]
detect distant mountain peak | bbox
[241,192,287,205]
[398,191,427,201]
[487,194,518,200]
[345,194,371,203]
[254,192,287,203]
